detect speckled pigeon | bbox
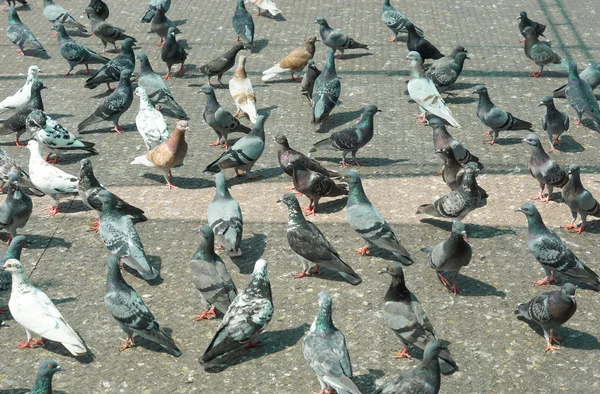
[315,16,368,59]
[381,263,458,375]
[0,173,32,243]
[85,38,135,91]
[151,5,180,47]
[561,164,600,233]
[1,80,45,146]
[86,7,136,54]
[232,0,254,45]
[381,0,423,42]
[290,161,348,216]
[564,61,600,131]
[427,117,483,170]
[141,0,171,23]
[522,27,568,78]
[43,0,87,33]
[518,11,546,41]
[0,235,27,293]
[515,283,576,353]
[87,0,109,20]
[198,43,246,87]
[207,173,243,257]
[523,133,568,203]
[278,193,361,284]
[275,134,339,184]
[52,22,109,76]
[311,49,341,124]
[28,360,65,394]
[540,96,569,152]
[405,21,443,60]
[301,59,321,104]
[6,6,46,57]
[303,292,362,394]
[161,27,187,79]
[425,50,469,93]
[553,63,600,98]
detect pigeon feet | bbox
[355,245,371,255]
[166,179,179,190]
[438,273,451,287]
[16,49,24,57]
[234,169,247,178]
[44,154,59,164]
[177,65,185,76]
[245,341,262,349]
[111,126,125,134]
[548,146,559,153]
[482,131,491,138]
[0,306,8,314]
[532,272,555,287]
[163,73,171,80]
[195,307,217,321]
[46,206,59,216]
[118,335,135,351]
[387,37,397,42]
[569,225,584,234]
[393,347,412,359]
[483,140,496,145]
[303,205,316,216]
[209,140,221,147]
[88,220,100,232]
[290,75,302,82]
[573,120,582,126]
[157,40,164,46]
[285,185,296,191]
[254,12,262,16]
[15,138,25,147]
[545,331,563,353]
[561,221,577,230]
[530,71,543,78]
[62,72,72,77]
[18,338,45,349]
[449,282,460,295]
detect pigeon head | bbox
[168,27,178,37]
[199,84,215,95]
[2,258,24,274]
[95,190,115,208]
[37,360,65,378]
[451,46,468,56]
[176,120,190,133]
[314,16,328,26]
[427,117,445,129]
[119,69,133,82]
[342,170,361,185]
[51,22,67,36]
[79,158,94,176]
[539,96,554,107]
[463,162,480,175]
[561,283,576,299]
[26,109,47,131]
[7,171,19,185]
[274,134,289,147]
[521,26,536,38]
[472,85,487,95]
[422,340,445,363]
[568,164,581,176]
[26,140,41,154]
[518,11,528,20]
[436,146,453,158]
[515,202,539,217]
[121,38,135,51]
[28,65,41,76]
[381,262,405,280]
[306,36,320,44]
[9,235,29,252]
[252,259,269,279]
[277,192,299,207]
[236,0,246,8]
[567,60,578,76]
[105,256,123,282]
[197,225,214,243]
[84,6,96,18]
[404,21,417,32]
[213,172,231,197]
[307,59,315,66]
[522,133,541,147]
[451,219,467,239]
[7,6,19,22]
[455,51,470,63]
[406,51,423,63]
[364,105,382,116]
[32,80,46,93]
[311,291,334,333]
[134,86,148,98]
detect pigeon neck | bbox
[432,125,452,142]
[568,171,584,191]
[80,168,101,189]
[322,54,337,78]
[29,90,44,111]
[421,349,442,382]
[56,26,70,42]
[305,41,317,57]
[236,0,246,10]
[10,270,32,294]
[215,182,232,200]
[286,199,306,225]
[139,55,153,74]
[312,305,335,334]
[116,75,132,92]
[384,277,410,302]
[347,180,369,204]
[359,112,375,129]
[139,91,154,110]
[106,262,127,291]
[459,171,476,190]
[530,144,549,161]
[545,102,559,114]
[8,9,20,23]
[249,118,266,140]
[410,60,426,78]
[525,212,547,235]
[477,91,493,109]
[249,271,272,301]
[192,237,215,261]
[5,243,24,261]
[167,126,186,151]
[383,0,392,8]
[234,62,247,79]
[30,372,55,394]
[204,91,220,111]
[155,8,167,22]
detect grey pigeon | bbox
[198,43,246,86]
[190,225,238,321]
[203,114,266,178]
[199,84,251,147]
[553,63,600,98]
[207,173,243,257]
[518,11,546,41]
[561,164,600,233]
[515,283,576,353]
[516,202,600,290]
[0,148,43,196]
[523,133,568,203]
[381,262,458,375]
[6,6,46,56]
[373,340,443,394]
[473,85,533,144]
[0,80,45,146]
[315,16,368,59]
[201,259,273,364]
[421,219,471,294]
[104,256,181,356]
[0,235,28,293]
[96,190,158,281]
[43,0,87,33]
[87,0,109,20]
[137,52,188,120]
[416,162,485,220]
[540,96,569,152]
[424,46,467,71]
[161,27,187,79]
[278,193,361,284]
[275,134,339,181]
[438,146,466,191]
[522,26,568,77]
[428,117,483,169]
[381,0,423,42]
[564,61,600,131]
[300,59,321,104]
[0,173,32,242]
[303,292,362,394]
[309,105,380,165]
[311,49,341,124]
[343,171,414,265]
[290,161,348,216]
[86,7,136,54]
[78,68,134,133]
[141,0,171,23]
[53,22,109,76]
[84,38,135,91]
[29,360,65,394]
[425,50,469,94]
[151,5,180,46]
[232,0,254,45]
[405,21,443,60]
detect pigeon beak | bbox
[379,268,390,275]
[315,38,320,42]
[56,366,65,372]
[538,102,545,107]
[517,16,522,20]
[522,138,528,143]
[515,208,523,213]
[276,199,282,204]
[377,109,382,113]
[465,55,471,60]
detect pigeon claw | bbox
[387,37,397,42]
[118,336,135,351]
[157,40,164,47]
[16,49,24,57]
[245,341,262,349]
[308,265,320,275]
[166,179,179,190]
[532,272,555,287]
[44,154,59,164]
[18,339,36,349]
[111,126,125,134]
[573,120,583,126]
[449,282,460,295]
[393,347,412,359]
[46,206,59,216]
[293,269,314,279]
[437,273,451,287]
[569,225,584,234]
[561,221,577,230]
[355,245,371,256]
[88,220,100,232]
[234,169,247,178]
[163,73,171,80]
[195,307,217,321]
[530,71,543,78]
[548,146,559,153]
[209,140,222,147]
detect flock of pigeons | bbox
[1,0,600,393]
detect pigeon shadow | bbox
[257,105,278,116]
[79,124,135,135]
[419,218,516,239]
[44,113,74,120]
[34,337,96,364]
[128,326,180,355]
[555,135,584,153]
[315,156,407,168]
[339,52,372,60]
[68,30,91,38]
[317,196,347,214]
[355,369,386,394]
[22,49,51,60]
[23,234,72,250]
[578,119,600,133]
[230,233,267,274]
[53,152,98,166]
[315,108,364,133]
[451,273,506,298]
[492,137,526,146]
[250,39,269,54]
[227,166,283,185]
[451,82,483,91]
[444,96,477,105]
[63,199,91,214]
[122,255,163,286]
[1,390,67,394]
[91,90,113,99]
[182,63,198,74]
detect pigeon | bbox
[515,283,577,353]
[26,109,98,163]
[438,146,465,191]
[86,7,136,54]
[232,0,254,45]
[381,0,423,42]
[0,235,28,293]
[518,11,546,41]
[161,27,187,79]
[427,117,482,169]
[52,23,109,76]
[523,133,568,203]
[405,21,444,60]
[96,190,158,280]
[200,84,251,148]
[130,120,189,189]
[137,51,188,120]
[207,173,243,257]
[421,219,471,294]
[28,360,65,394]
[278,193,361,284]
[141,0,171,23]
[84,37,135,91]
[87,0,109,20]
[564,61,600,131]
[78,68,134,134]
[1,80,45,146]
[522,26,568,78]
[303,292,362,394]
[373,340,443,394]
[315,17,368,59]
[204,114,266,178]
[473,85,533,144]
[275,134,340,181]
[424,45,467,70]
[343,171,414,265]
[43,0,87,33]
[78,158,147,231]
[553,63,600,98]
[135,87,169,151]
[516,202,600,290]
[540,96,569,152]
[407,51,460,128]
[5,0,28,7]
[104,256,181,356]
[309,105,381,166]
[0,148,43,196]
[416,162,485,220]
[290,161,348,216]
[151,5,180,47]
[262,36,318,82]
[190,225,238,320]
[199,43,246,86]
[561,164,600,233]
[0,173,32,242]
[425,51,469,94]
[229,55,257,123]
[381,262,458,375]
[6,6,46,56]
[201,259,273,364]
[3,259,88,356]
[26,140,78,216]
[301,59,321,104]
[247,0,281,17]
[0,65,40,114]
[311,49,341,124]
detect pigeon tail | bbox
[262,64,287,81]
[141,6,156,23]
[310,138,335,153]
[62,340,88,357]
[393,252,414,266]
[438,350,458,375]
[338,271,362,285]
[416,204,442,217]
[77,114,101,133]
[130,154,154,168]
[346,38,368,50]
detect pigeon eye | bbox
[6,263,11,268]
[47,364,53,369]
[524,208,529,211]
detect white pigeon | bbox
[3,259,87,356]
[0,65,40,115]
[26,140,78,216]
[246,0,281,16]
[407,51,461,128]
[229,55,258,124]
[135,87,170,150]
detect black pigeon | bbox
[199,43,246,86]
[291,161,348,216]
[87,0,109,20]
[161,27,187,79]
[300,59,321,104]
[151,5,180,46]
[199,84,251,147]
[523,133,568,203]
[0,173,32,242]
[6,6,45,57]
[540,95,569,152]
[405,21,444,60]
[53,22,109,76]
[0,80,45,146]
[315,16,368,59]
[29,360,65,394]
[232,0,254,46]
[561,164,600,233]
[84,37,135,91]
[275,134,339,182]
[518,11,546,41]
[86,7,136,54]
